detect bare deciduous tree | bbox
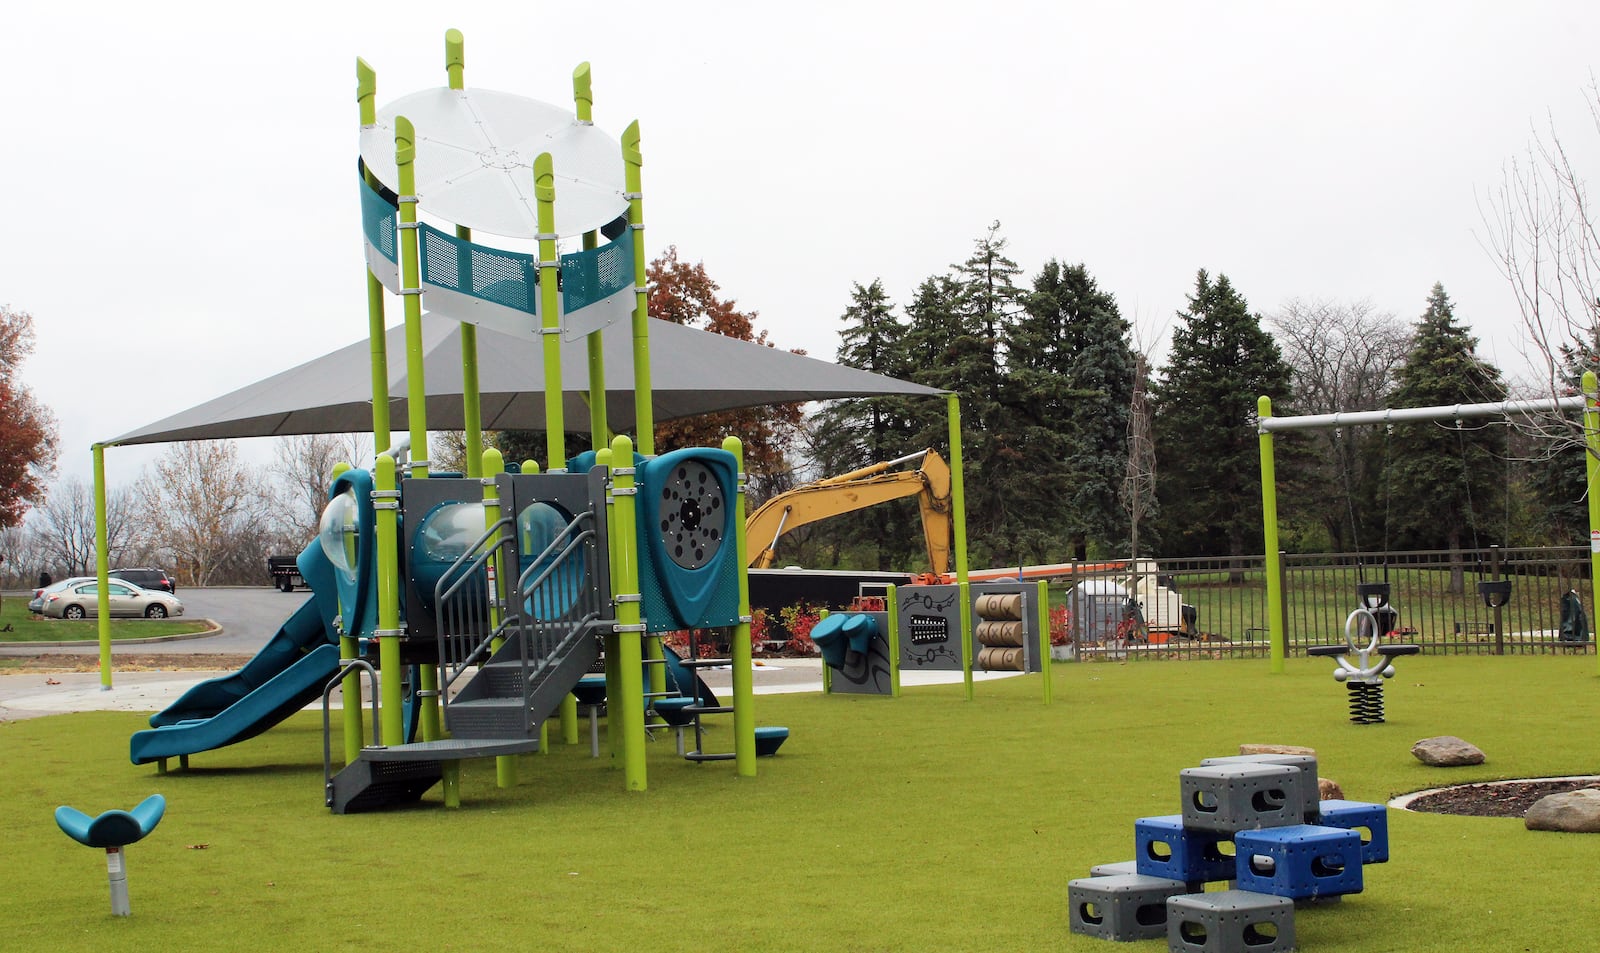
[0,523,48,588]
[1268,298,1409,550]
[31,476,144,577]
[1480,78,1600,450]
[271,433,370,540]
[137,440,279,586]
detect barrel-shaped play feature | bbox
[974,593,1023,621]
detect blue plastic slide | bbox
[129,598,341,765]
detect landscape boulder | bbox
[1525,789,1600,833]
[1239,743,1316,757]
[1411,736,1486,767]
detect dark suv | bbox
[109,568,176,594]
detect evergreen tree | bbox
[1382,283,1508,587]
[807,280,926,570]
[942,225,1029,567]
[1008,261,1135,560]
[1151,271,1293,558]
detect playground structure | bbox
[1070,753,1391,949]
[809,580,1053,702]
[110,31,858,811]
[1257,381,1600,675]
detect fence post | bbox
[1278,552,1289,655]
[1491,545,1504,656]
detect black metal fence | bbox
[1063,546,1595,661]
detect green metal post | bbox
[571,64,610,451]
[887,586,901,698]
[1258,396,1286,673]
[446,30,483,480]
[947,394,973,701]
[395,116,430,480]
[621,121,654,454]
[478,448,513,786]
[597,446,622,763]
[819,609,832,695]
[357,58,390,454]
[353,57,386,761]
[534,153,566,468]
[1037,579,1052,705]
[444,28,464,90]
[1585,372,1600,670]
[610,435,647,790]
[725,436,757,776]
[92,444,112,689]
[336,456,363,760]
[374,455,405,749]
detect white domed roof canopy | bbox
[358,87,628,240]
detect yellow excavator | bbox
[746,449,953,573]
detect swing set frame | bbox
[1256,370,1600,674]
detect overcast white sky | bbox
[4,1,1597,492]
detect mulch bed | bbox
[0,653,255,674]
[1403,778,1600,818]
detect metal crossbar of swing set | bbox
[1259,394,1588,432]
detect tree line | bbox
[795,231,1585,573]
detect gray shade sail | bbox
[107,315,944,447]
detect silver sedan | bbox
[39,580,186,620]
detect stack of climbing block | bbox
[1067,753,1390,952]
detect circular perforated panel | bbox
[359,87,628,239]
[656,460,726,570]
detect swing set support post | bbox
[1584,371,1600,673]
[1258,396,1287,673]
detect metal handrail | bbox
[322,658,381,807]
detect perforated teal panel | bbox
[560,228,633,314]
[419,225,539,314]
[359,175,397,264]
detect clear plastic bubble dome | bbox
[318,489,361,577]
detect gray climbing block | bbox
[1068,873,1191,942]
[1180,763,1303,833]
[1166,889,1295,953]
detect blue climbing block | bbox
[1316,799,1389,864]
[754,726,789,756]
[1235,824,1363,900]
[842,613,878,655]
[55,794,166,849]
[810,615,851,668]
[1134,815,1234,884]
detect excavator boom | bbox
[746,449,952,574]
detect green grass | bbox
[4,655,1597,952]
[0,594,210,643]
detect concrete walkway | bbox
[0,658,1019,723]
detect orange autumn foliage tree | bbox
[0,306,58,529]
[647,247,805,502]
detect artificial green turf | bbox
[0,595,210,643]
[3,654,1597,952]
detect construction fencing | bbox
[1062,546,1595,661]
